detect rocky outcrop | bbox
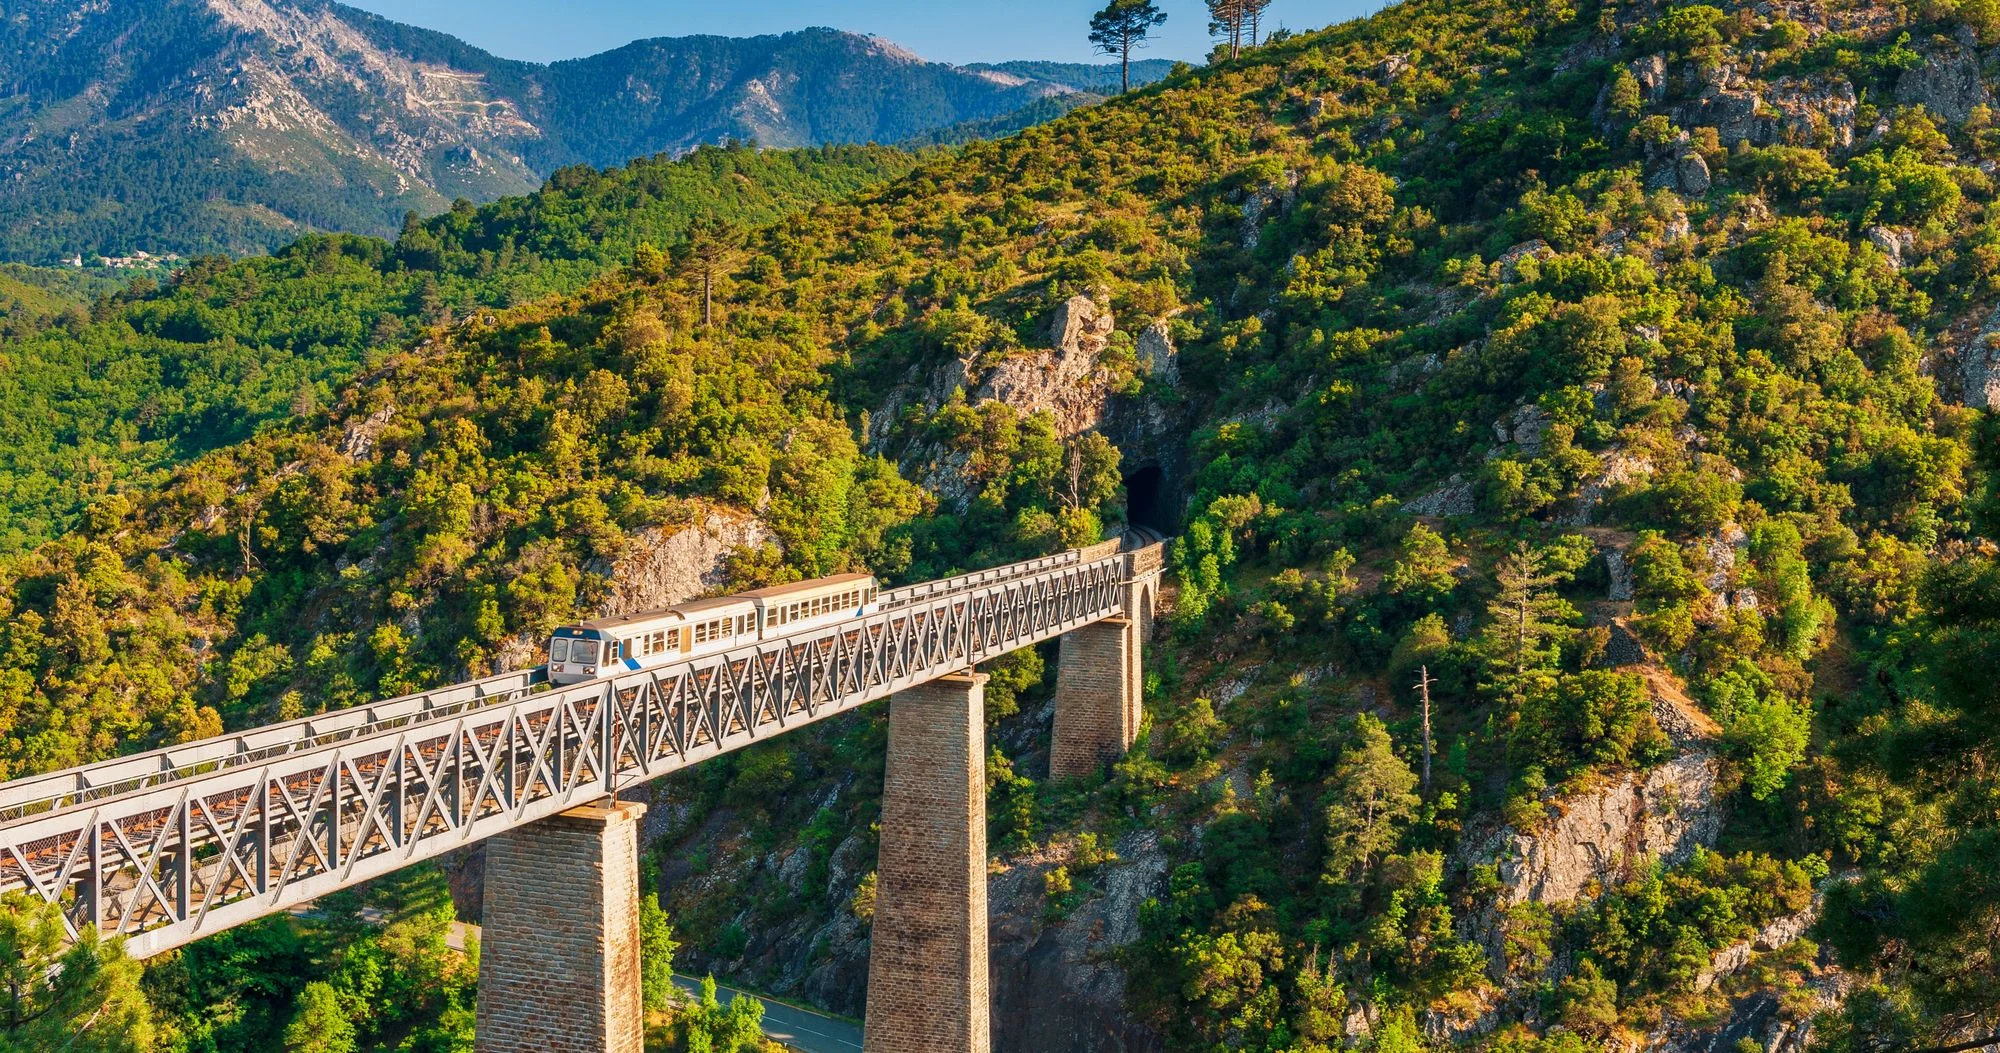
[989,831,1171,1053]
[1239,173,1300,250]
[977,296,1120,438]
[1961,305,2000,409]
[1460,751,1725,909]
[877,295,1193,523]
[340,404,397,460]
[1494,404,1552,455]
[1135,322,1180,387]
[1671,64,1856,149]
[1897,33,1991,125]
[1403,474,1479,517]
[1497,240,1555,282]
[592,510,774,616]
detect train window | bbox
[550,638,570,663]
[572,640,599,665]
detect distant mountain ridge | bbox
[0,0,1172,261]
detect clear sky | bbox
[340,0,1375,67]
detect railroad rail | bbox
[0,541,1160,958]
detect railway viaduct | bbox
[0,537,1165,1053]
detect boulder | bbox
[1865,225,1916,270]
[1631,53,1669,103]
[1647,136,1712,197]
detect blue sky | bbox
[341,0,1376,66]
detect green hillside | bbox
[5,0,2000,1051]
[0,143,914,555]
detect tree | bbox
[1482,541,1574,681]
[0,893,154,1053]
[1207,0,1248,57]
[283,982,357,1053]
[1242,0,1274,45]
[1322,715,1420,899]
[640,896,679,1012]
[683,214,739,328]
[1386,523,1457,605]
[1089,0,1170,92]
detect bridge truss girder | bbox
[0,549,1143,959]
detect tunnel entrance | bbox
[1125,466,1167,533]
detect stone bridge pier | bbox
[476,799,648,1053]
[864,542,1161,1053]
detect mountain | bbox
[9,0,2000,1051]
[0,0,1164,262]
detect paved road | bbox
[672,975,863,1053]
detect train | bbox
[546,573,882,685]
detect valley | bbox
[0,0,1998,1052]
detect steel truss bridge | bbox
[0,540,1164,959]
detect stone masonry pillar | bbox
[1049,616,1138,779]
[476,799,648,1053]
[864,671,991,1053]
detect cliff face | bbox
[1460,750,1725,911]
[874,294,1194,527]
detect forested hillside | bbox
[6,0,2000,1051]
[0,143,913,555]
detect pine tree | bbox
[1089,0,1170,93]
[1483,541,1572,681]
[1207,0,1248,57]
[683,214,739,329]
[1242,0,1274,46]
[1322,714,1419,897]
[0,893,155,1053]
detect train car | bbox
[546,572,881,686]
[742,573,879,637]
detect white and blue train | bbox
[546,573,881,686]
